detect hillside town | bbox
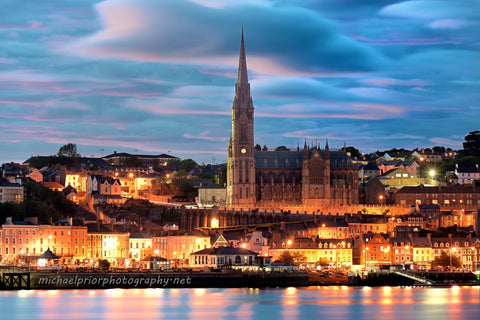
[1,132,479,274]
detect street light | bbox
[429,170,435,185]
[450,247,456,270]
[471,247,477,273]
[364,247,369,269]
[404,245,409,267]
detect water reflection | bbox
[1,286,479,320]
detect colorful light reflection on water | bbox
[1,286,479,320]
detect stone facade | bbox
[227,30,358,209]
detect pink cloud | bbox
[0,57,15,64]
[183,130,228,142]
[358,77,431,87]
[429,137,462,147]
[0,20,44,30]
[428,19,470,30]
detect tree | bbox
[345,146,361,158]
[57,143,81,158]
[462,130,480,156]
[277,251,294,264]
[98,259,110,270]
[291,251,307,265]
[317,257,331,267]
[179,159,197,172]
[254,144,261,151]
[262,145,268,151]
[275,146,290,151]
[432,146,446,155]
[215,166,227,186]
[432,251,461,269]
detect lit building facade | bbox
[129,237,153,261]
[0,217,87,263]
[152,235,210,264]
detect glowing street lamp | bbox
[363,247,369,268]
[471,247,477,273]
[287,240,292,250]
[211,218,219,228]
[450,247,456,270]
[429,170,435,185]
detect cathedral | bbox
[227,30,358,209]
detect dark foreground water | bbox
[1,286,479,320]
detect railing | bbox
[392,270,432,284]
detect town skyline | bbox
[1,0,479,164]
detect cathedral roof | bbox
[254,151,303,168]
[254,149,356,169]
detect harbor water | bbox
[1,286,479,320]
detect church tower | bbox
[227,29,256,207]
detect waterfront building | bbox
[269,238,353,269]
[411,236,433,271]
[226,30,358,209]
[316,239,353,268]
[190,246,264,270]
[129,237,153,261]
[361,234,391,268]
[390,237,413,266]
[0,217,87,264]
[87,232,129,265]
[152,235,211,266]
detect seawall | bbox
[1,271,310,290]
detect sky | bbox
[1,0,479,165]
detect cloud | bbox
[378,1,474,20]
[183,130,228,142]
[358,77,431,87]
[428,19,471,30]
[62,0,387,74]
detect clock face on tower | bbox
[241,148,246,154]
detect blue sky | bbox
[1,0,479,164]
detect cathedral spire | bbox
[325,138,329,150]
[237,28,248,84]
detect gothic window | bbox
[309,159,324,184]
[241,122,247,141]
